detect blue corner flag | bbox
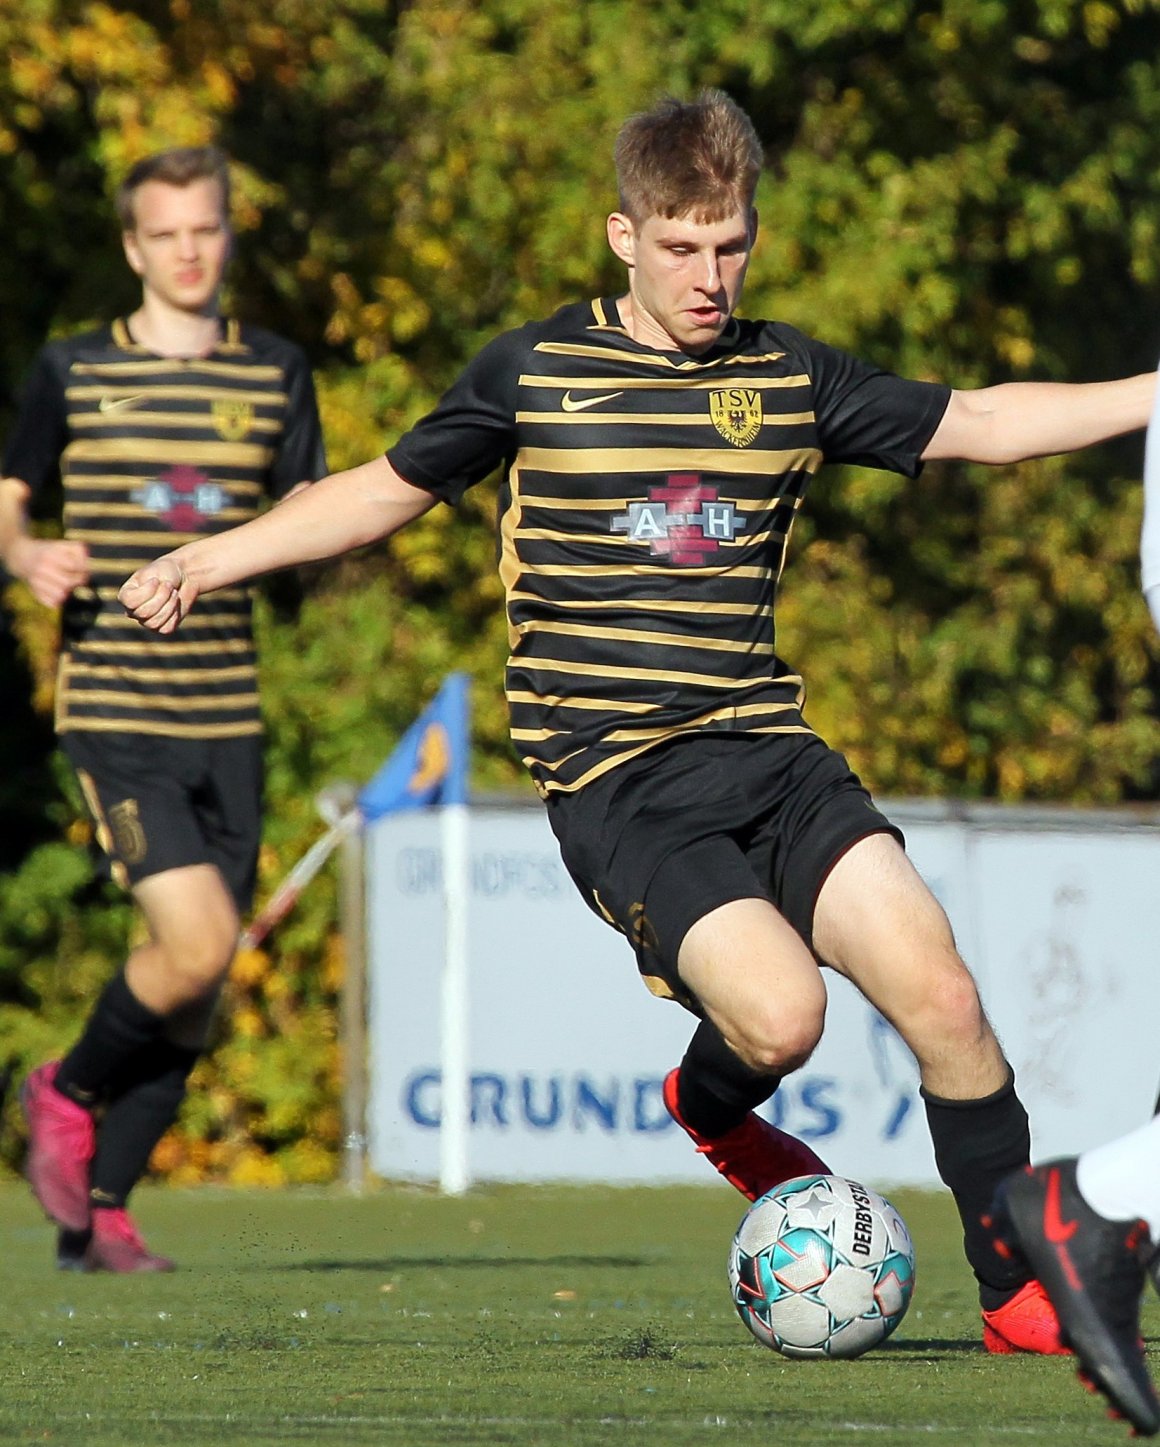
[358,673,470,823]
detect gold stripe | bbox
[526,561,771,579]
[71,641,252,658]
[61,717,263,739]
[514,493,781,513]
[508,591,771,618]
[70,414,281,434]
[506,689,659,714]
[73,766,126,883]
[518,371,810,391]
[512,525,767,548]
[534,342,790,369]
[498,463,528,652]
[515,409,814,427]
[514,654,787,689]
[65,527,254,547]
[512,700,802,745]
[63,688,261,709]
[71,360,284,382]
[66,665,255,684]
[63,477,262,495]
[515,445,822,475]
[519,619,774,654]
[527,723,815,793]
[64,438,274,466]
[68,384,288,406]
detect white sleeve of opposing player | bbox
[1140,363,1160,622]
[1146,584,1160,636]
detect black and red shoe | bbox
[662,1067,830,1201]
[989,1159,1159,1437]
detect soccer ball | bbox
[728,1174,915,1359]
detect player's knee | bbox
[158,915,238,1000]
[902,956,986,1048]
[732,992,826,1074]
[932,965,987,1040]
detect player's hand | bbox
[8,537,89,609]
[118,556,198,633]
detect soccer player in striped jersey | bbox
[119,93,1155,1347]
[0,146,326,1271]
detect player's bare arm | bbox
[0,475,90,608]
[923,372,1156,464]
[119,455,435,634]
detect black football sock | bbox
[921,1069,1032,1310]
[89,1040,199,1209]
[55,971,166,1108]
[676,1017,781,1137]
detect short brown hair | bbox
[115,145,231,230]
[614,89,762,223]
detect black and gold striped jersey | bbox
[389,298,950,798]
[4,319,326,738]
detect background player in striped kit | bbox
[0,145,326,1271]
[116,91,1154,1348]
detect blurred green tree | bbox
[4,0,1160,1179]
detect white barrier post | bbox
[439,800,472,1194]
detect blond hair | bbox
[614,89,762,223]
[116,145,231,230]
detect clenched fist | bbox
[119,557,198,633]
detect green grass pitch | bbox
[1,1179,1155,1445]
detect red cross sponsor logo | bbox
[133,465,226,532]
[611,473,747,565]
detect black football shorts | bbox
[545,729,902,1013]
[62,730,263,912]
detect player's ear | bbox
[606,212,636,268]
[122,230,145,278]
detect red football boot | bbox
[981,1278,1070,1356]
[85,1209,176,1273]
[21,1062,96,1233]
[663,1067,830,1201]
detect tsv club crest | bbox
[211,398,254,441]
[709,387,762,447]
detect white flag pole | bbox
[439,799,472,1195]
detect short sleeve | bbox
[268,345,328,497]
[387,328,525,504]
[780,327,951,479]
[2,346,70,505]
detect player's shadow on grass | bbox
[269,1253,653,1273]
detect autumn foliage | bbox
[4,0,1160,1181]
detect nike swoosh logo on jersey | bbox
[1043,1167,1079,1244]
[560,390,624,412]
[98,394,146,413]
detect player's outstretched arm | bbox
[923,372,1157,465]
[119,455,435,634]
